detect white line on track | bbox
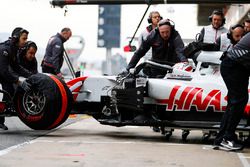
[0,139,187,157]
[34,140,187,146]
[1,138,249,167]
[203,145,250,167]
[237,153,250,167]
[0,140,35,156]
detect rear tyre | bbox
[14,73,73,130]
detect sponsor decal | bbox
[156,85,250,113]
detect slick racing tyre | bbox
[14,73,73,130]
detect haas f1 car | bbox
[2,51,250,140]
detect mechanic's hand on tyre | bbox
[18,80,31,92]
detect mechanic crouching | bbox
[122,19,188,78]
[214,32,250,151]
[18,41,38,75]
[0,27,33,130]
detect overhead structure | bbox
[50,0,250,7]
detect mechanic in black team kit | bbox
[41,27,72,80]
[18,41,38,74]
[0,27,33,130]
[123,19,187,78]
[214,32,250,151]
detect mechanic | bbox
[138,11,163,132]
[198,10,228,43]
[138,11,162,61]
[18,41,38,74]
[123,19,187,78]
[41,27,72,79]
[0,27,33,130]
[187,10,228,66]
[213,32,250,151]
[244,19,250,34]
[216,24,244,51]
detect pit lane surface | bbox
[0,116,249,167]
[0,115,82,150]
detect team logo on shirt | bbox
[55,45,61,49]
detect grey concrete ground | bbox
[0,116,249,167]
[0,115,82,150]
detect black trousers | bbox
[0,81,15,124]
[215,57,250,143]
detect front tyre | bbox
[14,73,73,130]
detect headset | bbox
[158,19,175,30]
[155,19,176,39]
[11,27,29,43]
[24,41,37,51]
[208,10,226,26]
[147,11,163,24]
[227,24,244,44]
[19,41,37,60]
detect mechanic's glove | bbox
[18,80,31,92]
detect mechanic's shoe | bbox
[0,123,8,130]
[212,141,221,150]
[220,139,243,151]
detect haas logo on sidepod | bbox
[157,85,250,113]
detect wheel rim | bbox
[22,91,46,115]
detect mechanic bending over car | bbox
[138,11,163,61]
[213,32,250,151]
[0,27,33,130]
[138,11,163,132]
[41,27,72,80]
[122,19,188,78]
[18,41,38,74]
[216,24,244,51]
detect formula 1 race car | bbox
[2,51,250,141]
